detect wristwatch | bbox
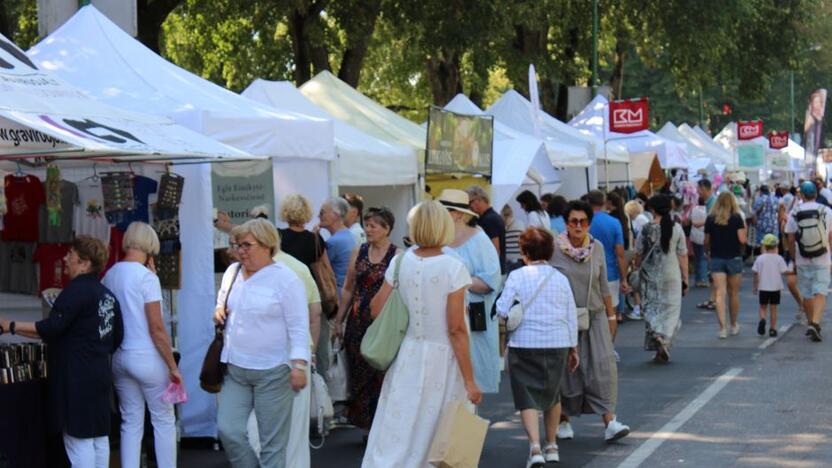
[9,321,15,335]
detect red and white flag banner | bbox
[737,120,763,140]
[609,98,649,134]
[768,130,789,150]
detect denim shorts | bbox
[710,257,743,276]
[797,265,831,297]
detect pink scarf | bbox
[557,231,595,263]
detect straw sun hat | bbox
[436,189,479,218]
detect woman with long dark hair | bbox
[516,190,550,230]
[633,195,689,362]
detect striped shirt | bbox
[505,219,525,263]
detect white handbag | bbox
[506,267,557,332]
[326,337,350,402]
[576,251,593,331]
[309,367,334,449]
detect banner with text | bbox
[737,120,763,140]
[738,144,765,168]
[768,130,789,149]
[212,160,275,224]
[426,106,493,176]
[609,98,649,134]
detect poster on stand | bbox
[426,106,493,177]
[211,160,275,224]
[804,89,827,162]
[738,144,765,168]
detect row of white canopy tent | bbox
[714,122,808,178]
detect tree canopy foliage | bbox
[1,0,830,137]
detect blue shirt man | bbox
[587,191,628,307]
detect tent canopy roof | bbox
[300,71,425,152]
[445,93,589,168]
[569,95,689,169]
[487,89,629,163]
[28,6,333,161]
[242,79,417,186]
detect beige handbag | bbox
[428,401,489,468]
[575,247,593,331]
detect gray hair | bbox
[465,185,490,204]
[326,197,350,219]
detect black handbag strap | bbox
[218,264,241,332]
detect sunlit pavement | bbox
[183,271,832,467]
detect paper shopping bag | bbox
[428,400,489,468]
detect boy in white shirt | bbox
[752,234,790,337]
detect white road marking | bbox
[757,323,793,350]
[616,367,744,468]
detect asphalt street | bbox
[181,271,832,467]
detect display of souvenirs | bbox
[157,172,184,209]
[2,174,44,242]
[0,240,38,295]
[157,251,181,290]
[0,343,47,385]
[112,175,157,231]
[101,172,135,221]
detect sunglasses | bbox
[567,218,589,227]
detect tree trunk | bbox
[288,10,312,85]
[337,0,382,87]
[426,49,463,107]
[553,26,580,121]
[288,0,329,86]
[137,0,182,53]
[609,34,627,100]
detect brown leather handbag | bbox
[199,264,240,393]
[310,235,339,319]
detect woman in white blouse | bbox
[497,227,579,466]
[104,222,181,468]
[516,190,550,231]
[213,219,309,468]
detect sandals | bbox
[527,443,545,468]
[543,443,560,463]
[653,337,670,363]
[697,300,716,310]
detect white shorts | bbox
[609,280,620,308]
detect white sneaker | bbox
[543,443,560,463]
[731,324,740,336]
[557,421,574,440]
[719,328,728,339]
[604,418,630,442]
[526,445,545,468]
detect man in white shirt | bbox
[343,193,367,245]
[785,181,832,342]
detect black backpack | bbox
[796,208,829,258]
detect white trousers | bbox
[112,349,177,468]
[247,367,311,468]
[63,434,108,468]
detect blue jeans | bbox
[692,243,709,283]
[218,364,294,468]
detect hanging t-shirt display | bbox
[39,180,79,244]
[33,243,71,292]
[0,240,37,294]
[112,175,158,231]
[74,178,110,244]
[101,172,134,225]
[2,174,44,242]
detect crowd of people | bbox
[1,170,830,468]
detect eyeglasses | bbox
[567,218,589,227]
[230,241,259,251]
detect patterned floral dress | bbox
[344,243,397,429]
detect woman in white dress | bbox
[362,201,482,468]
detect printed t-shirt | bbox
[3,174,44,241]
[34,243,72,292]
[752,253,789,292]
[74,178,111,243]
[40,180,79,244]
[114,175,158,231]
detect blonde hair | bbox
[279,194,313,226]
[123,222,160,256]
[408,201,454,248]
[624,200,643,219]
[231,218,280,256]
[710,191,740,225]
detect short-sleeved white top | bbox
[102,262,162,351]
[752,253,789,292]
[384,251,471,347]
[784,201,832,267]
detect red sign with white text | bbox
[737,120,763,140]
[768,130,789,150]
[609,98,649,134]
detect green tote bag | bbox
[360,254,409,371]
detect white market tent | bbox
[658,122,711,159]
[301,70,425,157]
[0,33,250,162]
[443,94,561,211]
[28,5,336,438]
[242,79,419,243]
[570,95,690,170]
[677,123,733,167]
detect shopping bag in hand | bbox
[428,400,489,468]
[161,382,188,404]
[327,337,350,402]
